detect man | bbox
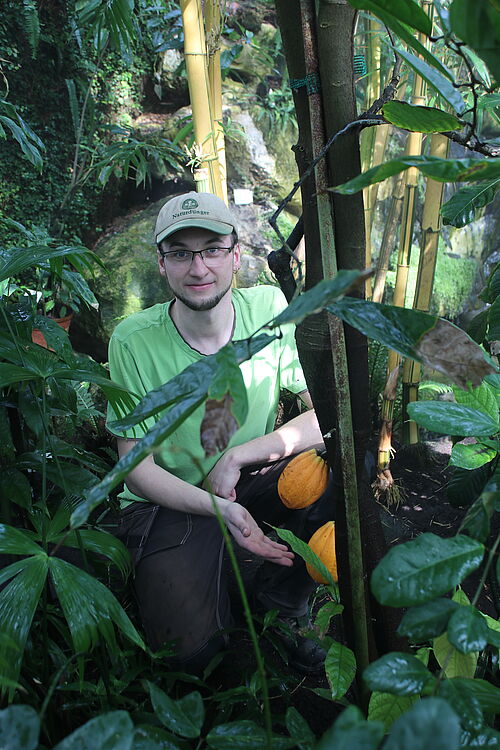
[106,191,332,673]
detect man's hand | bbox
[222,502,294,566]
[204,449,241,500]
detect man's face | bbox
[157,227,240,312]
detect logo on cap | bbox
[182,198,198,210]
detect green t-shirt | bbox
[106,285,306,501]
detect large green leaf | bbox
[460,727,500,748]
[52,711,134,750]
[269,270,365,328]
[0,245,87,283]
[0,555,48,687]
[331,156,500,195]
[433,632,478,678]
[0,469,32,510]
[461,492,494,542]
[371,533,484,607]
[382,101,462,133]
[446,677,500,713]
[0,705,40,750]
[397,598,459,641]
[329,298,495,388]
[0,100,44,172]
[383,698,460,750]
[406,402,499,437]
[53,529,132,579]
[146,682,204,739]
[325,641,356,700]
[449,442,497,470]
[367,693,418,732]
[447,605,490,653]
[441,179,500,227]
[207,345,248,427]
[48,557,145,652]
[205,720,273,749]
[446,464,492,507]
[363,652,435,695]
[315,706,384,750]
[450,0,500,83]
[346,0,432,34]
[391,46,467,113]
[453,381,499,421]
[0,524,44,556]
[284,707,315,750]
[437,680,483,732]
[133,725,186,750]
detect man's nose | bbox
[189,252,209,272]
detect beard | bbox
[172,279,233,312]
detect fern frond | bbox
[22,0,40,58]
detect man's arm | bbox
[116,439,294,566]
[205,391,323,499]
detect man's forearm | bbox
[117,439,231,516]
[226,408,323,471]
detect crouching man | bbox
[106,192,333,673]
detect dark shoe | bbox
[275,614,327,674]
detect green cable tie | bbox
[289,73,321,95]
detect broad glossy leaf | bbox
[329,299,495,388]
[0,555,48,686]
[275,527,338,589]
[346,0,432,35]
[32,315,75,365]
[315,601,344,637]
[331,156,500,195]
[0,705,40,750]
[367,692,418,732]
[52,711,134,750]
[0,363,39,387]
[447,677,500,714]
[433,631,478,677]
[467,308,489,344]
[454,381,499,421]
[49,557,145,652]
[392,46,467,114]
[462,493,494,542]
[397,598,459,641]
[205,720,269,749]
[446,464,491,507]
[382,101,461,133]
[407,402,499,437]
[315,706,384,750]
[207,344,248,427]
[460,727,500,748]
[363,652,435,695]
[133,725,186,750]
[285,707,315,750]
[441,179,500,227]
[450,0,500,83]
[54,529,132,579]
[270,270,366,328]
[0,245,84,283]
[0,524,43,556]
[147,682,204,739]
[371,533,484,607]
[0,469,32,509]
[325,641,356,700]
[438,680,483,731]
[450,442,497,469]
[487,297,500,342]
[447,605,490,653]
[383,697,460,750]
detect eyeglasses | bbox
[160,245,234,267]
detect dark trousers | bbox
[110,453,334,670]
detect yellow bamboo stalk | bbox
[375,0,433,493]
[402,133,449,443]
[205,0,228,203]
[372,171,406,303]
[180,0,223,198]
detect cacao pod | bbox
[277,448,328,509]
[306,521,337,583]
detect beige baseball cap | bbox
[155,191,236,244]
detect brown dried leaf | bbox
[416,319,496,388]
[201,393,238,457]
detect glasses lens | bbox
[163,247,232,266]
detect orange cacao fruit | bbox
[277,448,328,509]
[306,521,337,583]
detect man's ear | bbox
[157,246,167,277]
[233,241,241,271]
